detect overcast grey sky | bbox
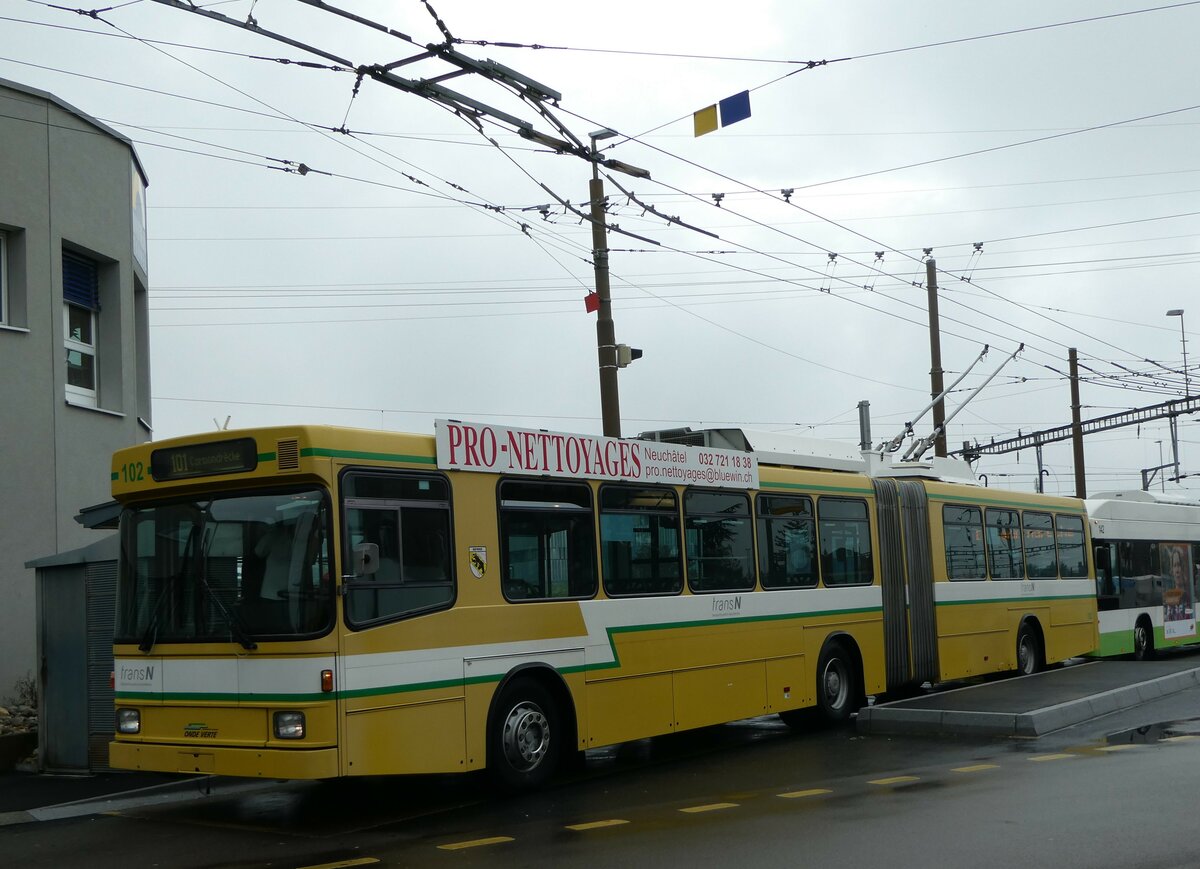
[4,0,1199,495]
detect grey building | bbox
[0,77,151,699]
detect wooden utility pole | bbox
[1069,348,1086,498]
[590,172,620,438]
[926,258,947,457]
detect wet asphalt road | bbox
[7,680,1200,869]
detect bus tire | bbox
[489,679,560,790]
[1133,616,1155,661]
[816,641,859,724]
[1016,622,1043,676]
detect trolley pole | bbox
[926,257,948,457]
[589,131,621,438]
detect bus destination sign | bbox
[435,420,758,489]
[150,438,259,482]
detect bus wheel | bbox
[1016,623,1043,676]
[1133,617,1155,661]
[490,680,559,790]
[816,642,859,724]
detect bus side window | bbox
[757,494,817,589]
[600,485,682,597]
[684,490,754,593]
[341,471,455,627]
[943,505,985,581]
[1022,512,1057,578]
[498,480,597,602]
[985,509,1024,579]
[1054,514,1087,578]
[818,498,873,586]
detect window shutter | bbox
[63,251,99,310]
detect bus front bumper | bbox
[110,740,340,779]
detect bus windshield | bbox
[116,489,333,648]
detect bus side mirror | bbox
[353,542,380,577]
[1093,546,1110,572]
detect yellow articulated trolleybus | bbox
[110,420,1098,787]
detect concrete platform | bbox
[857,657,1200,738]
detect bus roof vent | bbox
[276,438,300,471]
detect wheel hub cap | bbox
[502,702,549,770]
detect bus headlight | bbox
[117,708,141,735]
[273,711,306,740]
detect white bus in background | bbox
[1088,490,1200,659]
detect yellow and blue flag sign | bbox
[693,90,751,137]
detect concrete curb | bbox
[857,666,1200,738]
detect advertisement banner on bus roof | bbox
[435,419,758,489]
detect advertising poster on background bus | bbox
[1161,542,1196,639]
[434,419,759,489]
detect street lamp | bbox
[1167,308,1189,398]
[589,127,621,438]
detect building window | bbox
[63,251,99,406]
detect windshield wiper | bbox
[137,600,164,653]
[192,511,258,651]
[138,520,201,654]
[197,573,258,651]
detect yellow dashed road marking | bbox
[952,764,999,773]
[1097,744,1138,752]
[778,788,832,799]
[1163,734,1198,743]
[297,859,380,869]
[679,802,738,814]
[868,775,920,786]
[437,837,514,851]
[1028,753,1074,762]
[566,819,630,831]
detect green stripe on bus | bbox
[115,606,885,703]
[303,447,436,465]
[116,691,330,703]
[937,594,1095,607]
[760,481,874,496]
